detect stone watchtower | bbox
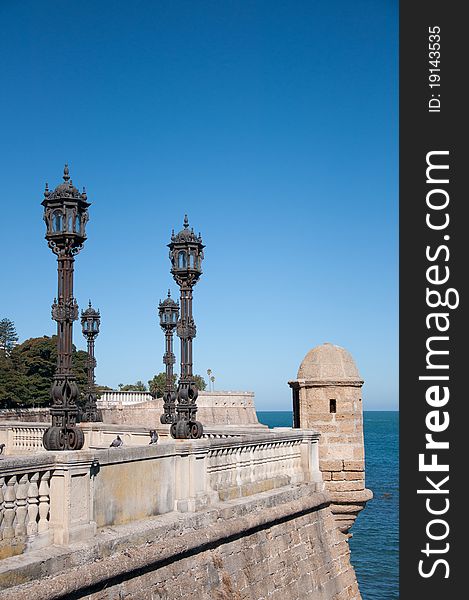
[289,343,372,533]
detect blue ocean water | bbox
[256,410,399,600]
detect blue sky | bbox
[0,0,398,410]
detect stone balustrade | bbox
[98,390,256,408]
[0,430,322,559]
[0,457,55,556]
[0,424,47,455]
[207,437,306,500]
[98,391,152,406]
[0,422,153,456]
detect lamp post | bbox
[80,301,101,422]
[41,165,90,451]
[158,290,179,424]
[168,215,205,439]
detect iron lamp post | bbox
[168,215,205,439]
[80,301,101,422]
[158,290,179,424]
[41,164,89,450]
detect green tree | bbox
[119,380,147,392]
[193,374,207,391]
[0,336,91,408]
[95,384,113,396]
[0,318,19,356]
[0,353,29,407]
[147,373,207,397]
[148,372,177,397]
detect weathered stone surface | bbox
[327,480,365,492]
[343,461,365,472]
[321,459,343,472]
[0,484,361,600]
[288,343,372,536]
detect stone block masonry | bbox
[0,484,361,600]
[289,343,373,533]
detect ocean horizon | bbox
[256,410,399,600]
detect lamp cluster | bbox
[40,167,206,450]
[159,215,205,439]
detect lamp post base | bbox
[43,425,85,451]
[170,419,203,439]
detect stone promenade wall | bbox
[0,408,49,423]
[98,390,265,429]
[0,484,361,600]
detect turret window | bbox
[329,399,337,413]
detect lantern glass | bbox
[75,214,81,233]
[67,211,74,233]
[53,211,62,233]
[178,251,186,269]
[92,320,98,332]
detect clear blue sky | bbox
[0,0,398,410]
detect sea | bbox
[256,410,399,600]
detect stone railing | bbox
[98,391,151,406]
[0,422,154,456]
[0,457,55,554]
[0,430,322,559]
[98,390,256,408]
[0,424,48,455]
[207,437,305,500]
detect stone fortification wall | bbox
[0,484,361,600]
[98,390,265,429]
[0,408,49,423]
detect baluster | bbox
[0,476,5,539]
[2,475,17,539]
[27,472,40,536]
[15,473,29,536]
[37,471,50,533]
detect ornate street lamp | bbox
[158,290,179,424]
[168,215,205,439]
[80,301,101,422]
[41,164,90,451]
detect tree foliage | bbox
[147,373,207,398]
[193,374,207,391]
[148,373,177,398]
[0,336,89,408]
[0,318,19,356]
[118,380,147,392]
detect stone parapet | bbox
[0,430,322,561]
[0,483,361,600]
